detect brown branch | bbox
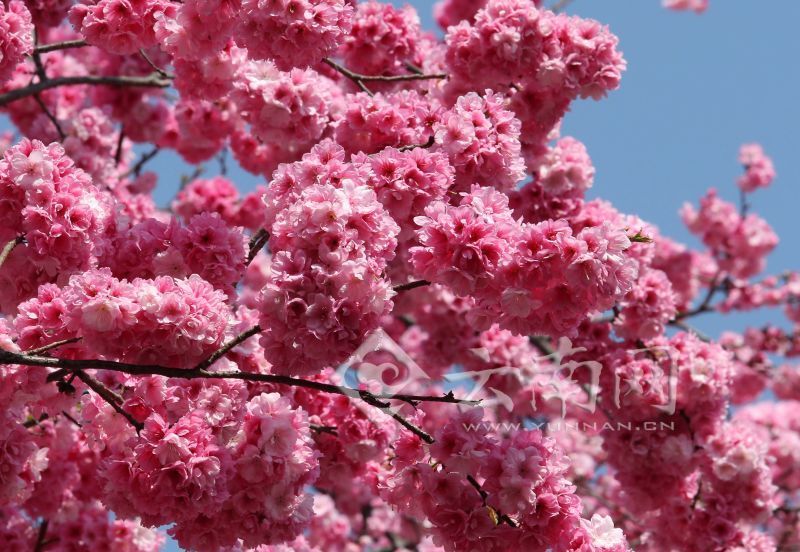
[668,319,711,343]
[0,235,24,270]
[193,325,263,371]
[398,135,435,152]
[123,146,160,178]
[34,519,48,552]
[34,39,88,54]
[114,128,125,165]
[465,474,518,527]
[29,33,67,141]
[359,391,434,443]
[310,424,338,435]
[24,337,82,356]
[1,333,479,441]
[392,279,430,293]
[323,58,374,95]
[32,93,65,141]
[246,229,270,265]
[71,369,143,432]
[323,58,448,96]
[139,48,172,79]
[0,74,172,107]
[61,410,82,428]
[674,269,724,320]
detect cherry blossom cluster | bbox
[737,143,776,193]
[412,185,638,337]
[0,2,32,84]
[682,189,778,279]
[0,139,112,311]
[14,268,230,367]
[258,160,399,375]
[90,389,319,551]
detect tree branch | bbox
[246,229,270,265]
[71,369,143,432]
[24,337,82,356]
[323,58,448,97]
[34,519,48,552]
[193,325,263,371]
[0,235,24,271]
[0,74,172,107]
[123,146,160,178]
[392,279,430,293]
[674,269,724,320]
[139,48,172,79]
[34,39,88,54]
[114,128,125,165]
[1,329,479,441]
[398,135,435,152]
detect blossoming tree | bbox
[0,0,796,550]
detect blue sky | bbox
[134,1,800,549]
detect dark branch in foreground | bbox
[246,229,270,265]
[0,74,172,107]
[392,279,431,293]
[0,236,25,271]
[34,519,49,552]
[398,135,435,152]
[2,327,478,442]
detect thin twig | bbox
[323,58,373,95]
[114,128,125,166]
[0,235,24,271]
[465,474,518,527]
[404,62,424,75]
[34,39,88,54]
[360,391,434,443]
[529,335,555,356]
[193,325,263,371]
[392,279,430,293]
[669,319,711,343]
[0,74,172,107]
[398,135,435,152]
[246,229,270,265]
[32,94,65,141]
[217,147,228,176]
[34,519,48,552]
[71,370,143,432]
[124,146,160,178]
[674,269,724,320]
[61,410,83,428]
[24,337,82,356]
[323,58,448,96]
[29,34,66,141]
[739,188,749,217]
[139,48,172,79]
